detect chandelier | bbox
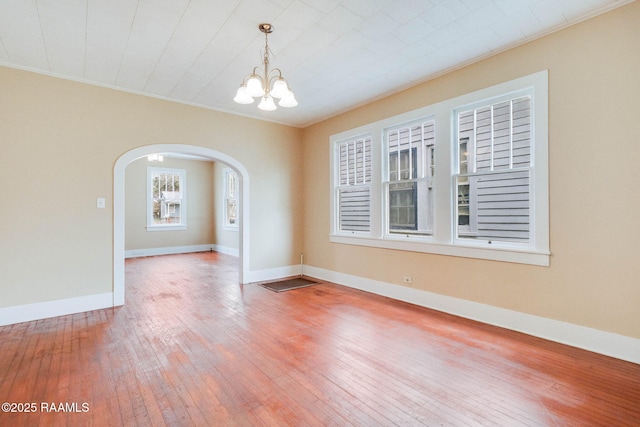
[233,23,298,111]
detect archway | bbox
[113,144,250,306]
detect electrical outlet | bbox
[403,276,412,284]
[97,198,106,208]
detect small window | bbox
[224,169,239,228]
[147,167,186,230]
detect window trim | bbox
[329,71,549,266]
[147,167,187,231]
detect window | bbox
[455,96,532,244]
[335,136,372,233]
[224,169,239,228]
[385,120,435,235]
[330,71,549,265]
[147,168,186,230]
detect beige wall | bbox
[0,66,303,308]
[124,157,215,252]
[302,2,640,339]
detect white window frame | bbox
[147,167,187,231]
[329,71,549,266]
[223,168,239,231]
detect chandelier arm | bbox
[250,67,265,84]
[239,70,258,85]
[267,68,283,79]
[267,69,283,89]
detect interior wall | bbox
[124,157,215,252]
[301,2,640,339]
[0,66,303,309]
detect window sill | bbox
[146,225,187,232]
[223,225,239,232]
[329,234,549,266]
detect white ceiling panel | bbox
[342,0,395,19]
[422,0,471,29]
[84,0,138,84]
[0,0,49,69]
[0,0,633,127]
[143,0,235,95]
[529,0,569,27]
[115,0,191,89]
[233,0,287,25]
[456,2,506,33]
[383,0,439,24]
[318,5,364,35]
[299,0,343,14]
[459,0,494,10]
[275,0,324,32]
[356,11,401,40]
[393,17,436,43]
[36,0,86,77]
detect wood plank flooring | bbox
[1,251,639,426]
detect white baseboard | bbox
[210,244,239,257]
[125,244,238,258]
[303,265,640,365]
[4,264,637,365]
[0,292,113,327]
[247,264,302,283]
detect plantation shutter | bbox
[337,137,372,232]
[457,96,532,243]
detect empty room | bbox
[1,0,639,425]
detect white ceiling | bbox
[0,0,632,127]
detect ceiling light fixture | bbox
[233,23,297,111]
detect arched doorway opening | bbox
[113,144,250,306]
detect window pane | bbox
[389,182,417,230]
[456,170,530,242]
[339,186,370,232]
[226,199,237,225]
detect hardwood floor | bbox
[1,252,639,426]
